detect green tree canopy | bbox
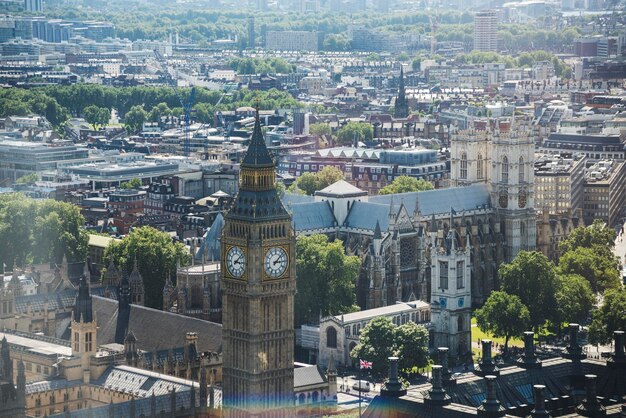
[103,226,190,309]
[15,173,38,184]
[588,287,626,345]
[475,291,530,355]
[295,234,360,326]
[0,193,88,266]
[289,166,345,196]
[309,123,332,137]
[499,251,559,330]
[350,317,430,376]
[83,105,110,131]
[379,176,434,195]
[555,274,595,326]
[558,247,621,293]
[124,105,147,134]
[336,122,373,146]
[560,219,616,260]
[120,178,143,190]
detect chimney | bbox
[575,375,606,417]
[476,339,499,376]
[529,385,551,418]
[564,323,586,361]
[438,347,454,385]
[477,375,506,417]
[381,356,406,397]
[517,331,542,369]
[424,365,451,406]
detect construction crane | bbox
[177,87,196,157]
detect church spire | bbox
[394,66,409,119]
[73,275,93,323]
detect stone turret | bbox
[517,332,541,369]
[381,357,406,398]
[424,365,451,406]
[576,374,606,417]
[528,385,551,418]
[475,339,499,376]
[477,375,506,418]
[128,257,145,306]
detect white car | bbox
[352,380,371,392]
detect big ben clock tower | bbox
[221,108,295,417]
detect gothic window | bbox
[298,394,306,404]
[456,261,464,289]
[502,156,509,184]
[326,327,337,348]
[460,152,467,179]
[74,333,79,352]
[477,154,484,179]
[439,262,448,290]
[85,332,93,352]
[519,157,525,183]
[458,315,464,332]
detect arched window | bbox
[457,315,464,332]
[460,152,467,179]
[519,157,525,183]
[298,393,306,404]
[477,154,484,179]
[312,392,319,402]
[502,156,509,184]
[326,327,337,349]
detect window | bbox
[477,154,484,179]
[519,157,525,183]
[74,333,79,352]
[85,332,93,352]
[460,152,467,179]
[439,262,448,290]
[326,327,337,349]
[456,261,464,289]
[502,156,509,184]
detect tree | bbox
[124,105,147,133]
[558,247,621,293]
[14,173,38,184]
[104,227,190,309]
[475,291,530,355]
[336,122,373,146]
[295,234,360,326]
[350,317,398,376]
[290,166,345,196]
[351,317,430,376]
[412,56,422,71]
[499,251,559,330]
[395,322,430,372]
[83,105,109,131]
[555,274,595,326]
[588,288,626,345]
[120,178,143,190]
[379,176,434,195]
[559,219,616,258]
[315,166,344,190]
[309,123,331,137]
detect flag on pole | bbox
[359,359,373,369]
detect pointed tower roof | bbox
[129,257,143,285]
[73,275,93,323]
[241,108,274,168]
[373,220,382,240]
[124,330,137,343]
[105,260,119,280]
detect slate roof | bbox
[291,201,336,231]
[336,300,429,324]
[26,378,81,395]
[344,202,390,231]
[14,286,117,314]
[294,365,326,389]
[282,192,315,207]
[93,365,194,397]
[369,184,491,216]
[92,296,222,353]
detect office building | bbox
[24,0,43,12]
[473,10,498,52]
[534,154,586,215]
[583,159,626,227]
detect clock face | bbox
[226,246,245,278]
[439,297,447,309]
[458,297,465,308]
[264,247,288,278]
[518,189,527,208]
[499,189,508,209]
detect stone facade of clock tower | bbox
[221,110,295,417]
[489,121,535,262]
